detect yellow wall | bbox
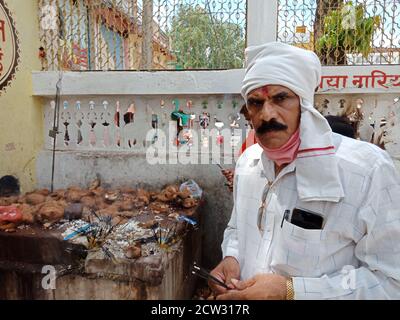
[0,0,42,192]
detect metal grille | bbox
[38,0,247,71]
[277,0,400,65]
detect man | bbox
[209,42,400,300]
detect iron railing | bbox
[38,0,247,71]
[277,0,400,65]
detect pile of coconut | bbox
[0,179,200,233]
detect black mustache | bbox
[256,120,288,135]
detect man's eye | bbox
[248,99,263,107]
[273,94,287,102]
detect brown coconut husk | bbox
[149,202,169,214]
[36,201,65,223]
[182,198,198,209]
[119,199,134,211]
[25,193,46,205]
[178,187,191,199]
[88,178,101,191]
[80,196,96,208]
[125,243,142,259]
[17,203,36,224]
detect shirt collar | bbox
[256,133,344,202]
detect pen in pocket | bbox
[281,209,291,228]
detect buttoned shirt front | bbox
[222,133,400,299]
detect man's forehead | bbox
[247,85,293,97]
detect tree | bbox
[315,1,380,65]
[314,0,343,48]
[168,5,245,69]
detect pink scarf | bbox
[256,128,301,166]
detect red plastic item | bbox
[0,206,22,223]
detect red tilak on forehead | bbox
[260,86,269,95]
[251,86,270,98]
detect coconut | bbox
[88,178,101,190]
[36,189,50,196]
[120,200,134,211]
[80,196,96,208]
[66,190,82,203]
[178,187,191,199]
[104,191,120,203]
[125,243,142,259]
[18,204,36,224]
[182,198,197,208]
[26,193,46,205]
[149,202,169,214]
[37,201,64,223]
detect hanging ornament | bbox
[63,121,70,146]
[152,113,159,129]
[89,121,96,147]
[178,128,193,146]
[115,101,121,147]
[228,113,241,129]
[76,119,83,145]
[199,111,210,129]
[124,103,136,124]
[101,104,111,148]
[215,119,225,146]
[114,101,121,127]
[89,101,95,110]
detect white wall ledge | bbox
[32,65,400,97]
[32,70,245,96]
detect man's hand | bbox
[208,256,240,295]
[216,273,288,300]
[221,169,234,192]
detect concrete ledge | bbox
[32,65,400,97]
[32,70,245,96]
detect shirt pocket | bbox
[270,219,341,277]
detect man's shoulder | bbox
[236,143,263,168]
[336,135,394,172]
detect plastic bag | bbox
[0,206,22,223]
[180,180,202,199]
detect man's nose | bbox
[260,100,278,121]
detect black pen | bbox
[192,263,230,290]
[281,209,290,228]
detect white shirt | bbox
[222,134,400,299]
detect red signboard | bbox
[0,0,19,94]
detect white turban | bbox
[242,42,344,202]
